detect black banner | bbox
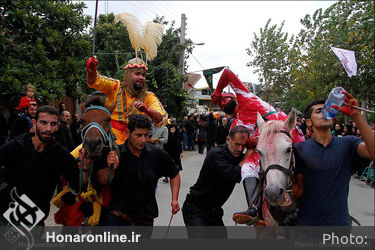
[202,67,225,94]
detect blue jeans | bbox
[183,133,188,150]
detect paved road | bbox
[46,149,374,226]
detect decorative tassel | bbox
[143,21,164,61]
[87,201,102,226]
[52,185,71,208]
[54,201,83,226]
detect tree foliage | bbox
[246,19,291,105]
[247,0,375,121]
[0,0,91,105]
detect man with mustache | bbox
[104,114,180,236]
[182,125,251,238]
[86,57,167,145]
[0,106,94,226]
[211,68,305,225]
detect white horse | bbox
[256,109,298,226]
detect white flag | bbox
[331,46,357,77]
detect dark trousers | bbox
[187,133,195,150]
[198,141,206,154]
[182,195,227,238]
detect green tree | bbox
[290,0,375,113]
[0,0,91,105]
[248,0,375,122]
[246,19,291,105]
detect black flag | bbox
[202,66,225,94]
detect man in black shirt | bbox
[182,125,251,237]
[55,110,75,152]
[9,103,37,139]
[105,114,181,227]
[0,106,87,226]
[184,115,195,151]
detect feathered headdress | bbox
[114,12,164,66]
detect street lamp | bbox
[179,42,205,88]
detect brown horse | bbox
[53,96,117,226]
[80,96,116,160]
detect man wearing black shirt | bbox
[9,103,37,139]
[0,106,87,226]
[184,115,195,151]
[182,125,251,237]
[105,114,181,227]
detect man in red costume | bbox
[211,68,305,224]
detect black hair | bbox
[228,125,249,139]
[35,105,59,121]
[127,114,152,133]
[223,98,237,115]
[304,99,326,119]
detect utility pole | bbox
[179,14,186,88]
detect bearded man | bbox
[0,106,82,226]
[86,57,166,144]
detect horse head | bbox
[256,109,296,207]
[80,96,115,159]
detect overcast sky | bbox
[82,1,335,89]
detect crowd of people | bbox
[0,60,374,240]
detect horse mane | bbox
[257,120,285,146]
[84,96,106,109]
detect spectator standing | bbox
[9,103,37,139]
[70,113,82,147]
[332,123,343,137]
[206,113,217,152]
[215,117,230,147]
[55,111,75,152]
[164,125,183,171]
[196,116,207,154]
[182,116,189,151]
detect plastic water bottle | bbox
[322,87,345,120]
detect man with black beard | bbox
[0,106,99,226]
[85,57,167,145]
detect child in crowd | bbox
[17,83,37,111]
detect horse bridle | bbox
[79,105,118,190]
[81,105,114,149]
[259,129,295,193]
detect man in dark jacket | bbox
[0,106,83,226]
[215,117,229,147]
[55,110,75,152]
[182,125,251,238]
[9,103,37,139]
